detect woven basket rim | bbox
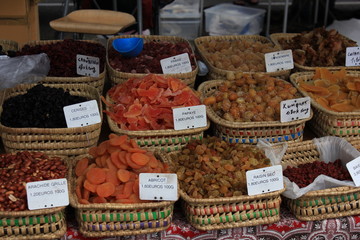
[0,39,18,51]
[0,83,103,133]
[179,187,285,204]
[198,79,313,128]
[289,71,360,117]
[69,153,176,210]
[79,216,171,237]
[106,34,198,79]
[194,35,290,77]
[270,33,360,71]
[105,92,210,136]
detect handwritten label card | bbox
[346,156,360,186]
[246,165,284,196]
[160,53,192,74]
[139,173,178,201]
[172,105,207,130]
[63,100,101,128]
[346,47,360,67]
[265,50,294,72]
[26,178,69,210]
[76,54,100,77]
[280,97,311,123]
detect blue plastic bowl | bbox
[112,37,144,58]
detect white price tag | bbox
[160,53,192,74]
[76,54,100,77]
[265,50,294,72]
[346,156,360,186]
[139,173,178,201]
[345,47,360,67]
[246,165,284,196]
[63,100,101,128]
[280,97,311,123]
[172,105,207,130]
[26,178,69,210]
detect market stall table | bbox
[64,205,360,240]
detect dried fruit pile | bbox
[171,137,271,198]
[203,74,298,122]
[108,41,196,73]
[0,151,67,211]
[283,159,351,188]
[16,39,106,77]
[103,74,201,130]
[75,134,171,204]
[278,27,357,67]
[1,84,88,128]
[197,39,279,72]
[299,68,360,112]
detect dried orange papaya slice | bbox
[330,102,355,112]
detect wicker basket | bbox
[0,153,69,239]
[69,153,175,238]
[22,40,106,94]
[281,139,360,221]
[198,79,312,144]
[194,35,291,80]
[105,92,210,152]
[0,207,67,240]
[0,40,18,52]
[289,71,360,138]
[179,188,284,231]
[0,84,102,156]
[107,35,198,88]
[270,33,360,72]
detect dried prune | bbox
[1,84,88,128]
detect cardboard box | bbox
[0,0,39,45]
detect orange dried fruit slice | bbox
[314,79,330,88]
[330,102,355,112]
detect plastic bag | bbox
[282,136,360,199]
[0,53,50,90]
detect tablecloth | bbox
[64,206,360,240]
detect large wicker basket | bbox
[106,94,210,152]
[69,153,175,238]
[21,40,106,94]
[281,139,360,221]
[0,39,18,52]
[198,79,312,144]
[194,35,291,80]
[107,35,198,88]
[0,84,102,156]
[289,71,360,138]
[167,151,284,231]
[270,33,360,72]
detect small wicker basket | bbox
[21,40,106,94]
[198,79,312,144]
[0,39,18,52]
[289,71,360,138]
[0,84,102,156]
[69,153,175,238]
[270,33,360,72]
[107,35,198,88]
[282,139,360,221]
[194,35,291,80]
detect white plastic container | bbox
[204,3,266,35]
[159,19,201,40]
